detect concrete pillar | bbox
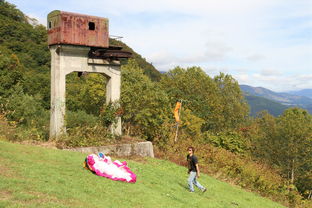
[106,74,122,136]
[50,45,66,138]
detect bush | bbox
[66,110,99,129]
[4,91,49,140]
[56,125,113,148]
[99,102,121,126]
[202,131,247,154]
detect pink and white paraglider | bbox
[84,153,137,183]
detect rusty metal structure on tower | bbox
[47,10,131,60]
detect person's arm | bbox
[187,155,190,174]
[196,164,200,178]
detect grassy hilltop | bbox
[0,141,285,208]
[1,1,310,206]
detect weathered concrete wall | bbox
[65,141,154,158]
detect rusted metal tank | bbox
[47,10,109,48]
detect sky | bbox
[6,0,312,92]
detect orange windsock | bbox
[174,102,181,122]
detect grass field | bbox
[0,140,285,208]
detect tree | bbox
[160,66,223,132]
[121,59,171,140]
[251,111,278,160]
[0,0,27,23]
[66,73,107,115]
[275,108,312,194]
[180,108,205,138]
[214,72,249,130]
[160,67,250,133]
[0,46,24,108]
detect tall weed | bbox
[4,91,49,140]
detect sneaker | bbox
[202,188,207,192]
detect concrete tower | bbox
[48,10,130,139]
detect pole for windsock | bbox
[174,100,182,142]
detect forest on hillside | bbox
[0,1,311,207]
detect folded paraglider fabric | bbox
[84,153,137,183]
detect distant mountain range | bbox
[287,89,312,99]
[239,85,312,116]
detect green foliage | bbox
[4,89,49,140]
[5,91,47,126]
[161,67,249,133]
[161,67,222,131]
[121,59,171,140]
[57,125,112,148]
[214,73,249,130]
[0,0,27,23]
[249,109,312,199]
[99,102,121,126]
[296,171,312,199]
[66,73,107,115]
[180,108,205,137]
[251,110,278,160]
[23,70,50,109]
[275,108,312,198]
[0,1,50,109]
[202,131,247,154]
[65,110,99,129]
[0,47,24,106]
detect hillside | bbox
[1,1,311,205]
[0,140,285,208]
[245,95,290,116]
[288,89,312,99]
[240,84,312,115]
[240,85,312,106]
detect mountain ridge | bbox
[287,89,312,99]
[240,84,312,115]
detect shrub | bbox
[56,125,113,148]
[202,131,247,154]
[4,91,49,140]
[99,102,121,126]
[66,110,99,129]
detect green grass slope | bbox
[0,141,285,208]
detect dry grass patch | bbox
[0,190,12,201]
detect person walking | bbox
[187,146,206,193]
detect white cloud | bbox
[235,73,250,83]
[246,54,266,62]
[70,0,272,16]
[235,73,312,92]
[7,0,312,91]
[260,69,282,76]
[26,13,46,25]
[203,41,233,62]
